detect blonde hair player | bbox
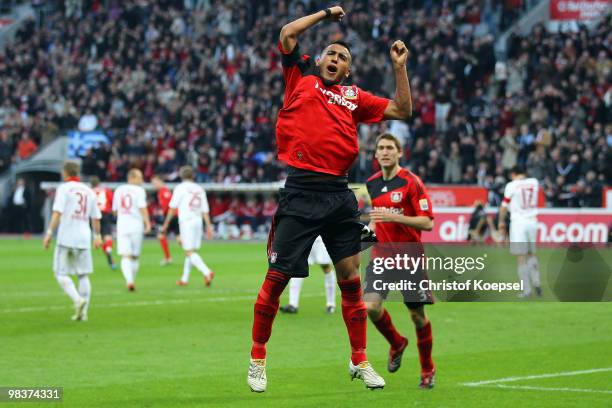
[161,166,215,286]
[112,169,151,291]
[43,161,102,321]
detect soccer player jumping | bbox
[248,5,412,392]
[365,134,436,389]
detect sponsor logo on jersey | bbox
[419,199,429,211]
[391,192,403,203]
[270,252,278,264]
[315,81,358,111]
[372,206,404,215]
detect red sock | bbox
[251,270,290,359]
[159,236,171,259]
[416,321,434,372]
[373,309,405,350]
[103,238,113,253]
[338,277,367,365]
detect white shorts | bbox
[117,232,144,257]
[509,218,537,255]
[308,236,332,266]
[180,220,203,251]
[53,245,93,276]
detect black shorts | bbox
[156,215,179,235]
[100,213,114,236]
[363,261,434,308]
[267,186,362,278]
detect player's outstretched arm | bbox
[43,211,61,249]
[383,40,412,120]
[279,5,345,53]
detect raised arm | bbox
[383,40,413,120]
[279,6,345,53]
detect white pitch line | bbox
[0,292,321,314]
[490,384,612,395]
[462,367,612,387]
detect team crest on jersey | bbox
[341,86,358,100]
[391,192,402,202]
[419,199,429,211]
[270,252,278,264]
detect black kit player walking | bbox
[247,5,414,392]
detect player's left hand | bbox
[43,234,52,249]
[93,235,103,249]
[144,223,152,234]
[206,225,214,241]
[390,40,409,68]
[370,209,397,223]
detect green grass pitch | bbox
[1,239,611,407]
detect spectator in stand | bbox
[17,134,37,161]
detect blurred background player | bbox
[365,133,436,389]
[90,176,116,270]
[280,236,336,314]
[498,165,541,298]
[43,161,102,321]
[161,166,214,286]
[112,169,151,291]
[249,4,413,393]
[467,201,487,243]
[152,174,178,266]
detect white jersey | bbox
[53,180,101,249]
[502,177,539,221]
[169,181,209,223]
[112,184,147,234]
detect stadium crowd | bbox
[0,0,609,223]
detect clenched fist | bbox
[390,40,409,68]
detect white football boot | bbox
[247,358,267,392]
[349,360,385,390]
[71,297,87,321]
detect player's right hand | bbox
[328,6,345,21]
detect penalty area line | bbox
[488,384,612,395]
[462,367,612,395]
[462,367,612,386]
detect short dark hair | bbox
[329,40,352,56]
[510,165,526,175]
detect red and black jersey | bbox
[276,42,390,176]
[94,186,113,214]
[366,168,434,243]
[157,187,172,215]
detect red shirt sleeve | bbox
[278,41,310,99]
[355,88,390,124]
[407,177,434,219]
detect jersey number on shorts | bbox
[75,192,88,215]
[188,192,201,210]
[519,187,535,209]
